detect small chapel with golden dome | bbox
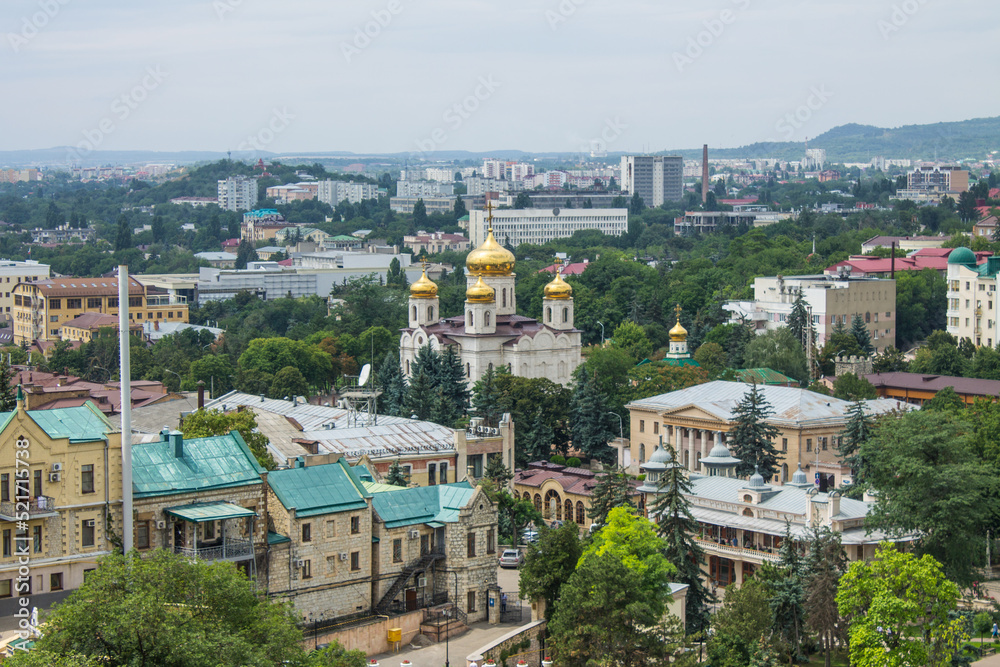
[399,211,583,387]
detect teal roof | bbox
[268,531,291,545]
[267,459,372,518]
[132,431,264,498]
[23,401,116,442]
[329,235,360,242]
[948,246,976,266]
[371,482,478,529]
[662,357,701,368]
[165,501,256,523]
[735,368,798,386]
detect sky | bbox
[3,0,999,156]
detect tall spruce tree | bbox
[803,525,847,667]
[836,400,873,497]
[786,289,814,348]
[730,383,781,480]
[849,314,875,356]
[439,346,470,415]
[649,444,714,635]
[385,459,409,486]
[471,364,504,426]
[377,351,407,417]
[769,521,806,663]
[484,455,513,487]
[520,408,554,465]
[403,368,436,420]
[585,466,633,527]
[570,368,616,463]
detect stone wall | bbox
[306,609,425,655]
[439,486,499,623]
[468,620,547,667]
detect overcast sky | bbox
[4,0,998,156]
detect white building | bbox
[464,177,514,196]
[0,260,49,322]
[945,247,1000,348]
[620,155,683,207]
[396,180,455,198]
[217,176,258,212]
[389,196,459,215]
[481,159,534,182]
[724,274,897,354]
[400,225,582,387]
[467,208,628,249]
[316,180,382,206]
[423,167,455,183]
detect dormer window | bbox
[743,494,752,503]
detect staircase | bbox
[419,603,468,642]
[374,551,445,614]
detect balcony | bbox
[174,537,253,562]
[146,295,187,306]
[0,496,58,521]
[695,537,782,564]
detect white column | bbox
[674,424,681,455]
[700,429,709,470]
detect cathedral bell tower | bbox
[542,258,574,331]
[465,276,496,335]
[408,261,439,329]
[466,202,517,316]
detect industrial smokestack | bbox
[701,144,709,203]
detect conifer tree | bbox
[836,400,873,497]
[439,346,470,415]
[770,522,806,662]
[484,455,513,487]
[403,368,436,420]
[520,408,554,465]
[385,459,409,486]
[803,525,847,667]
[730,383,781,480]
[649,444,713,635]
[585,466,633,527]
[430,384,460,428]
[377,351,407,417]
[786,289,814,348]
[849,314,875,356]
[0,360,15,412]
[570,368,616,463]
[410,344,441,382]
[471,364,504,426]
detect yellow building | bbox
[0,396,122,611]
[513,462,642,532]
[11,276,188,344]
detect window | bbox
[467,532,476,557]
[821,437,828,451]
[300,523,312,542]
[2,529,10,557]
[136,521,150,549]
[157,312,162,319]
[782,438,788,452]
[393,538,403,563]
[129,297,142,307]
[350,516,360,534]
[653,422,659,435]
[33,469,42,497]
[639,420,644,433]
[33,525,42,553]
[302,559,312,579]
[1,473,7,502]
[350,551,360,571]
[50,573,63,591]
[428,463,437,486]
[50,315,58,323]
[67,298,82,309]
[439,462,447,484]
[87,298,101,309]
[203,521,215,541]
[487,528,495,554]
[806,439,812,453]
[326,520,336,538]
[136,313,142,320]
[0,580,10,598]
[467,590,477,612]
[13,295,21,306]
[81,464,95,494]
[82,520,95,548]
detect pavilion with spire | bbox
[399,204,583,387]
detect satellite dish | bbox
[358,364,371,387]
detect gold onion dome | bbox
[544,270,573,300]
[466,228,515,276]
[410,267,438,298]
[466,275,496,303]
[669,305,688,342]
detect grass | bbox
[800,650,850,667]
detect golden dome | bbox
[543,271,573,300]
[466,275,496,303]
[669,304,687,342]
[466,228,515,276]
[409,267,438,299]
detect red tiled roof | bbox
[826,248,991,275]
[538,262,588,276]
[866,372,1000,398]
[514,461,640,497]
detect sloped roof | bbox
[25,401,117,441]
[131,431,263,498]
[735,368,797,386]
[371,482,478,528]
[865,371,1000,398]
[267,459,371,517]
[514,462,641,497]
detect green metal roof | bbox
[371,482,478,529]
[131,431,264,498]
[364,481,408,494]
[165,501,255,522]
[735,368,798,386]
[24,402,116,442]
[267,531,291,545]
[661,357,701,368]
[329,235,360,242]
[267,458,372,518]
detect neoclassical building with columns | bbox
[399,219,583,387]
[621,380,913,486]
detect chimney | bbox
[260,393,266,402]
[890,241,895,279]
[197,380,205,409]
[168,430,184,458]
[701,144,709,203]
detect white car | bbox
[499,549,524,568]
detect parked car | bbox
[499,549,524,568]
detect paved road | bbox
[369,622,516,667]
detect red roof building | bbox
[825,247,992,278]
[513,461,642,531]
[538,260,589,276]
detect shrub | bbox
[549,455,566,465]
[565,457,581,467]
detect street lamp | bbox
[164,367,182,391]
[445,569,459,667]
[596,321,605,346]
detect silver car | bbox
[499,549,524,568]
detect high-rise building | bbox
[619,155,683,207]
[315,180,382,206]
[217,176,259,211]
[467,208,628,248]
[395,180,454,197]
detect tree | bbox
[837,400,874,496]
[849,314,875,356]
[385,459,409,486]
[872,346,909,373]
[786,289,814,348]
[922,385,965,414]
[730,383,781,480]
[181,408,275,470]
[650,444,713,635]
[958,190,978,222]
[831,372,877,401]
[270,365,309,400]
[803,526,846,667]
[308,639,368,667]
[114,214,132,252]
[694,342,726,379]
[609,320,652,362]
[513,192,532,209]
[585,466,633,527]
[629,192,645,214]
[235,238,258,269]
[570,368,617,463]
[412,198,427,227]
[438,346,471,418]
[861,410,1000,585]
[187,354,235,397]
[743,327,809,384]
[385,257,407,289]
[471,364,504,426]
[377,351,407,417]
[453,196,468,221]
[518,522,582,619]
[403,367,436,420]
[151,215,166,244]
[483,455,512,487]
[0,359,16,411]
[707,577,774,667]
[19,550,305,667]
[237,337,331,389]
[837,543,966,667]
[726,319,756,369]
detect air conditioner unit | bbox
[339,552,349,561]
[51,462,63,472]
[408,529,419,539]
[48,472,61,482]
[296,559,306,568]
[84,519,95,527]
[155,520,166,530]
[417,575,427,588]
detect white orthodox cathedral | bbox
[399,217,583,387]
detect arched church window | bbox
[742,508,753,517]
[412,306,417,321]
[485,311,491,326]
[502,288,506,308]
[563,307,568,323]
[546,307,552,323]
[428,306,434,321]
[468,311,474,327]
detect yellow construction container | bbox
[388,628,402,643]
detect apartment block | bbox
[467,208,628,248]
[620,155,683,207]
[0,261,49,322]
[315,180,382,206]
[945,247,1000,347]
[217,176,259,212]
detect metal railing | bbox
[0,496,57,520]
[174,537,253,561]
[695,537,783,563]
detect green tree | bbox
[518,522,582,619]
[235,238,258,269]
[483,455,513,487]
[471,364,504,426]
[609,320,653,362]
[803,525,847,667]
[114,214,132,252]
[6,652,102,667]
[187,354,235,398]
[922,385,965,414]
[237,337,332,389]
[694,342,726,379]
[412,198,427,228]
[377,351,407,417]
[862,410,1000,584]
[585,466,633,527]
[786,289,814,348]
[629,192,645,214]
[650,444,713,635]
[831,372,877,401]
[19,549,304,667]
[307,639,368,667]
[849,314,875,356]
[403,367,436,420]
[730,383,782,480]
[872,346,909,373]
[270,365,310,400]
[743,327,809,384]
[453,196,468,221]
[181,408,275,470]
[570,368,617,463]
[513,192,532,209]
[707,577,774,667]
[385,257,407,289]
[0,359,16,411]
[837,400,874,496]
[837,543,966,667]
[385,459,409,486]
[151,215,166,244]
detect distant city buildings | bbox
[265,182,318,204]
[217,176,259,211]
[241,209,294,243]
[169,196,217,207]
[0,168,41,183]
[673,210,793,235]
[390,195,463,215]
[315,180,382,206]
[0,260,49,322]
[946,247,1000,347]
[403,231,470,255]
[481,159,534,182]
[894,165,970,202]
[396,180,455,198]
[467,208,628,248]
[620,155,683,207]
